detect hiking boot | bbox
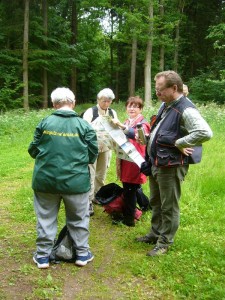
[33,255,49,269]
[89,203,94,216]
[122,216,135,227]
[136,235,158,244]
[122,220,135,227]
[146,246,168,257]
[75,251,94,267]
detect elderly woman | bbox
[28,87,98,268]
[83,88,118,216]
[112,96,150,226]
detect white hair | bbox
[97,88,115,100]
[51,87,75,104]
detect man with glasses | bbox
[137,71,213,256]
[83,88,118,216]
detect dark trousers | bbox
[122,182,140,220]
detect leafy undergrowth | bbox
[0,104,224,299]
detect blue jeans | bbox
[148,165,189,247]
[34,191,90,258]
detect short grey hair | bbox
[51,87,75,104]
[97,88,115,101]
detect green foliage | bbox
[190,74,225,104]
[0,1,225,109]
[0,68,23,111]
[207,23,225,50]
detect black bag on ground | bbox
[136,187,151,211]
[96,183,150,212]
[50,225,76,263]
[95,183,124,205]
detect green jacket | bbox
[28,109,98,194]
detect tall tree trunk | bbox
[130,36,137,96]
[115,15,123,102]
[159,0,165,71]
[115,43,121,102]
[174,0,185,72]
[23,0,29,111]
[42,0,48,108]
[144,1,153,107]
[70,0,77,94]
[173,22,179,72]
[110,9,114,88]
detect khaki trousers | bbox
[89,150,111,202]
[149,165,189,247]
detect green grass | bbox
[0,103,224,299]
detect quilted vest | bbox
[150,96,202,167]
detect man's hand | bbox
[177,146,194,156]
[140,161,152,176]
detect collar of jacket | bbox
[52,110,78,117]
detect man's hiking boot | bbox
[146,246,168,257]
[75,251,94,267]
[136,235,158,244]
[33,255,49,269]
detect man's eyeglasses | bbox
[155,85,174,94]
[155,87,167,93]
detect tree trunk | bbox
[110,10,114,88]
[70,0,77,94]
[159,46,165,71]
[115,43,121,102]
[130,36,137,96]
[173,22,179,72]
[159,0,165,71]
[115,15,123,102]
[174,0,185,72]
[144,1,153,107]
[42,0,48,108]
[23,0,29,111]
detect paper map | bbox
[99,116,145,168]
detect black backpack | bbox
[95,183,151,211]
[50,225,76,263]
[95,183,123,205]
[80,106,114,122]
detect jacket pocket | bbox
[156,130,177,147]
[155,147,183,167]
[155,130,186,166]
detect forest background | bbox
[0,0,225,111]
